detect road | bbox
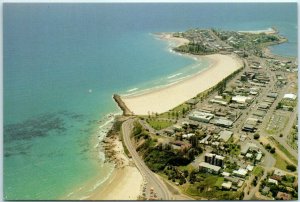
[122,119,172,200]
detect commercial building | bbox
[218,130,233,142]
[189,111,214,123]
[210,118,233,128]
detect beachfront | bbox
[121,53,243,115]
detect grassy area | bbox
[268,136,297,164]
[273,153,290,172]
[215,177,225,188]
[146,119,174,130]
[253,166,264,177]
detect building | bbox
[199,134,211,144]
[222,181,232,190]
[246,165,254,171]
[224,176,240,186]
[232,95,252,104]
[256,152,263,161]
[267,92,278,98]
[273,169,286,178]
[233,168,248,178]
[182,133,195,139]
[205,153,215,164]
[245,153,253,159]
[283,93,297,100]
[268,178,278,185]
[215,155,225,167]
[242,118,259,132]
[253,110,266,118]
[276,192,292,200]
[218,130,233,142]
[204,153,225,167]
[209,99,228,106]
[241,143,259,155]
[189,111,214,123]
[199,162,221,174]
[210,118,233,128]
[222,172,230,177]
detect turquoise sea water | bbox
[3,3,297,200]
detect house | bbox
[246,165,254,171]
[256,152,263,161]
[221,172,230,177]
[245,153,253,159]
[276,192,292,200]
[273,169,286,178]
[224,176,240,186]
[268,178,278,185]
[233,168,248,178]
[267,92,278,98]
[199,162,221,174]
[218,130,233,142]
[222,181,232,190]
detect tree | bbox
[254,133,260,139]
[270,147,276,153]
[286,164,297,172]
[265,144,272,150]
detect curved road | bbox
[122,119,172,200]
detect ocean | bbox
[3,3,297,200]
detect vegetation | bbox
[146,119,173,130]
[268,136,297,164]
[286,164,297,172]
[253,166,264,177]
[254,133,260,140]
[174,42,215,55]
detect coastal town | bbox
[106,27,298,200]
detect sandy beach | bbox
[87,135,143,200]
[121,53,243,115]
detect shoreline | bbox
[87,118,144,200]
[120,53,243,115]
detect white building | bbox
[233,168,248,178]
[283,93,297,100]
[268,178,278,185]
[189,111,214,123]
[232,95,253,104]
[222,181,232,190]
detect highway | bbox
[121,119,172,200]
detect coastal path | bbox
[122,119,172,200]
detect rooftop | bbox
[199,162,221,172]
[218,130,233,142]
